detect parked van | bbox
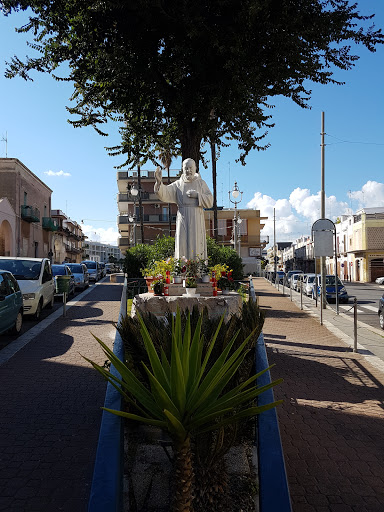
[0,257,55,319]
[81,260,101,282]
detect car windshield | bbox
[325,276,343,286]
[308,276,316,283]
[0,259,41,280]
[52,265,67,276]
[67,265,83,273]
[83,262,96,269]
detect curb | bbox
[88,277,127,512]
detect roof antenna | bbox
[1,132,7,157]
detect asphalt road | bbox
[287,280,384,331]
[0,280,101,352]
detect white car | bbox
[303,273,317,296]
[375,276,384,285]
[0,257,55,320]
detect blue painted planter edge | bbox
[88,278,127,512]
[256,331,292,512]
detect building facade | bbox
[84,241,122,263]
[0,158,57,258]
[117,169,180,253]
[326,208,384,282]
[51,210,85,263]
[204,207,269,274]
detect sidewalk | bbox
[254,278,384,512]
[0,277,124,512]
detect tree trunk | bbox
[210,139,218,241]
[167,166,172,236]
[180,122,202,171]
[172,436,194,512]
[137,165,145,244]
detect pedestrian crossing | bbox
[338,304,378,314]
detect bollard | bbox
[353,297,358,353]
[110,273,117,283]
[300,281,303,310]
[290,284,292,301]
[63,292,67,317]
[282,281,285,296]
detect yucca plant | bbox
[85,309,282,512]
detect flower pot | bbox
[145,277,154,293]
[201,274,210,283]
[173,275,183,284]
[221,288,231,295]
[185,288,197,296]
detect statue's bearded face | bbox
[182,159,196,181]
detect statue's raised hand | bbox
[155,166,162,184]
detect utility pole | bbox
[273,208,277,281]
[320,111,326,309]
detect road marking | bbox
[339,305,365,314]
[0,283,99,366]
[360,305,379,312]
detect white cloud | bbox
[81,224,120,245]
[246,182,382,246]
[44,170,71,177]
[349,180,384,208]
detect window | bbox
[218,219,227,235]
[0,275,8,296]
[239,219,247,235]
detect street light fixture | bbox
[128,182,140,246]
[228,182,243,256]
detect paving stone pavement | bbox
[254,278,384,512]
[0,277,124,512]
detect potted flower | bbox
[152,279,164,296]
[217,270,234,295]
[172,257,187,284]
[185,258,199,277]
[185,276,197,296]
[199,258,210,282]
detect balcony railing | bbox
[21,205,40,223]
[42,217,59,231]
[118,238,130,247]
[118,214,176,224]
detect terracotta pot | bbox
[145,277,154,293]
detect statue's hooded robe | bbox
[155,173,213,260]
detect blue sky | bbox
[1,1,383,246]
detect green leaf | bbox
[143,363,181,421]
[102,408,166,428]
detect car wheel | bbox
[34,299,43,320]
[379,312,384,330]
[10,309,23,335]
[47,295,54,309]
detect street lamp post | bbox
[128,183,139,247]
[229,182,243,256]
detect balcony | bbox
[21,205,40,223]
[118,237,130,247]
[118,214,176,224]
[42,217,59,231]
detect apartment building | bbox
[51,210,85,263]
[327,208,384,282]
[0,158,56,257]
[117,169,179,253]
[84,241,122,263]
[204,207,269,274]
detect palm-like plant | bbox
[86,310,282,512]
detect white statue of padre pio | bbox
[154,158,213,260]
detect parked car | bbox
[99,262,107,278]
[0,269,24,335]
[379,294,384,330]
[81,260,101,282]
[285,270,304,287]
[375,276,384,285]
[302,273,317,296]
[52,265,76,297]
[0,257,55,319]
[105,263,115,274]
[65,263,89,290]
[290,273,304,291]
[312,275,349,303]
[275,271,285,284]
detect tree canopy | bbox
[3,0,383,167]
